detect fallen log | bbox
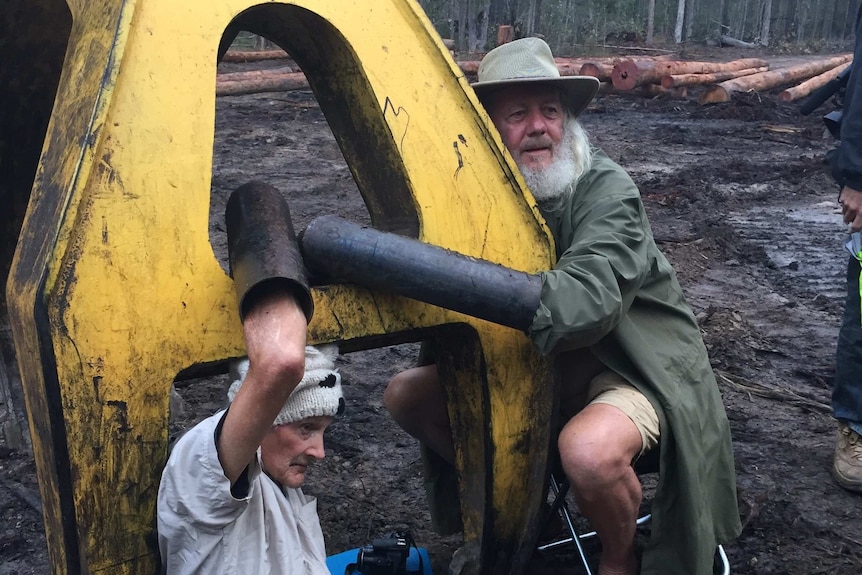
[217,66,295,83]
[580,55,677,81]
[719,35,757,49]
[598,81,687,99]
[460,57,595,77]
[779,62,851,102]
[601,44,674,54]
[613,58,768,90]
[214,57,680,97]
[459,55,674,79]
[579,62,615,81]
[556,60,590,76]
[638,84,688,99]
[217,71,309,96]
[222,49,291,62]
[699,53,853,105]
[459,60,480,75]
[661,66,768,88]
[555,55,672,65]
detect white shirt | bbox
[157,411,330,575]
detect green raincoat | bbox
[529,150,741,574]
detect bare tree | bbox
[684,0,698,41]
[796,0,808,45]
[523,0,543,36]
[646,0,656,44]
[470,0,491,50]
[845,0,859,38]
[821,0,838,40]
[449,0,491,51]
[717,0,730,40]
[761,0,773,44]
[675,0,686,42]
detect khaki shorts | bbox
[560,370,660,458]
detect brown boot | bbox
[832,423,862,493]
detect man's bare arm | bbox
[217,290,307,485]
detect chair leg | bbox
[537,473,594,575]
[540,475,732,575]
[715,544,730,575]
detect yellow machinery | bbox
[2,1,558,574]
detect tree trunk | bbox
[795,0,807,45]
[719,0,730,39]
[675,0,686,43]
[0,346,23,451]
[522,0,537,36]
[662,66,769,88]
[761,0,773,45]
[449,0,466,51]
[779,61,851,101]
[684,0,697,41]
[820,0,838,40]
[646,0,656,44]
[469,0,491,52]
[699,53,853,104]
[613,57,769,90]
[738,0,750,41]
[532,0,544,36]
[488,0,514,40]
[844,0,858,38]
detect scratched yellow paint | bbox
[7,1,556,574]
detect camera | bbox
[354,532,411,575]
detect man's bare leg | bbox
[384,365,455,463]
[558,403,643,575]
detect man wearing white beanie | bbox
[158,182,344,574]
[158,332,343,574]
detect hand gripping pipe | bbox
[299,215,543,332]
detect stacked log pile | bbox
[698,54,852,104]
[216,49,854,107]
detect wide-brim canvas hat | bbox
[472,37,599,118]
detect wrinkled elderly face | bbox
[260,415,333,489]
[486,84,565,172]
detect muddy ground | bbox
[2,46,862,574]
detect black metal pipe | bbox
[299,215,543,332]
[225,181,314,321]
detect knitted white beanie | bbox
[227,344,344,425]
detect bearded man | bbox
[384,38,741,575]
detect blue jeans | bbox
[834,257,862,435]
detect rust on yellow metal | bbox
[6,1,557,574]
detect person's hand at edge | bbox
[840,186,862,232]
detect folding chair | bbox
[537,449,731,575]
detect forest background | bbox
[417,0,860,56]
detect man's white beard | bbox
[518,118,591,210]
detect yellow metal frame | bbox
[7,1,557,573]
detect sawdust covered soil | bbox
[2,48,861,575]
